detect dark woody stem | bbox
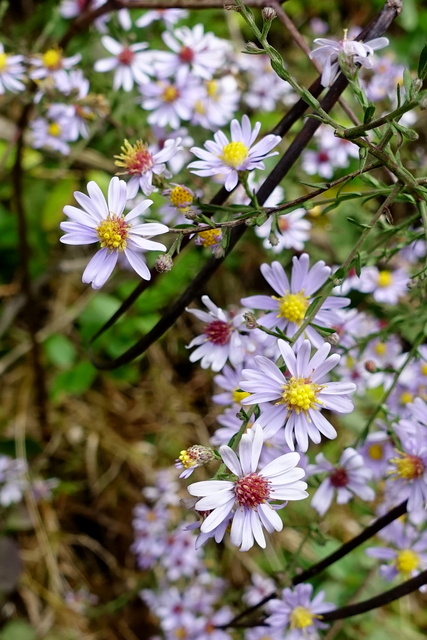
[221,500,408,628]
[90,1,401,369]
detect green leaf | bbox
[403,68,413,98]
[0,621,36,640]
[417,44,427,79]
[363,104,376,124]
[44,334,76,369]
[50,361,98,401]
[355,252,362,277]
[347,216,371,229]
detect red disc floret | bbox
[234,472,271,508]
[330,467,349,488]
[179,46,195,63]
[118,47,135,66]
[204,320,232,346]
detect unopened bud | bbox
[268,231,279,247]
[244,312,258,330]
[184,208,199,220]
[155,254,173,273]
[243,42,264,54]
[364,360,377,373]
[413,78,423,93]
[326,332,340,346]
[262,7,277,21]
[212,244,225,259]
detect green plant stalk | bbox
[337,97,423,139]
[290,181,404,345]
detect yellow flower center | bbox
[194,100,205,114]
[377,270,393,287]
[178,450,197,469]
[96,215,129,251]
[390,452,425,480]
[273,292,310,325]
[162,85,179,102]
[290,606,315,629]
[232,389,251,404]
[421,363,427,376]
[114,139,154,175]
[48,122,62,137]
[395,549,419,574]
[374,342,387,356]
[368,443,384,461]
[399,391,413,405]
[221,141,249,168]
[169,185,194,209]
[0,53,8,71]
[197,229,221,247]
[42,48,63,70]
[280,377,322,413]
[206,80,218,98]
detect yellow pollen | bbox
[0,53,8,71]
[421,363,427,376]
[280,377,322,413]
[48,122,62,137]
[197,229,221,247]
[169,185,193,209]
[42,48,62,70]
[206,80,218,98]
[273,292,309,324]
[221,141,248,168]
[114,139,153,175]
[194,100,206,114]
[396,549,419,574]
[178,450,196,469]
[162,85,179,102]
[377,270,393,287]
[96,215,129,251]
[368,443,384,461]
[232,389,251,404]
[290,606,315,629]
[391,452,424,480]
[400,391,413,405]
[374,342,387,356]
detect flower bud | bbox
[326,332,340,346]
[244,312,258,329]
[262,7,277,21]
[155,254,173,273]
[364,360,377,373]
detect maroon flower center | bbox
[204,320,232,345]
[234,472,271,508]
[118,47,135,65]
[78,0,91,9]
[179,46,195,63]
[330,467,349,488]
[318,151,329,163]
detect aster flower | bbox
[0,455,27,507]
[255,208,311,253]
[240,339,356,451]
[186,295,257,372]
[160,183,199,224]
[94,36,152,92]
[386,437,427,521]
[366,520,427,588]
[0,43,26,94]
[191,76,240,130]
[310,31,389,87]
[358,429,395,480]
[135,9,188,28]
[188,115,281,192]
[241,255,350,348]
[187,425,308,551]
[139,67,202,130]
[30,116,72,155]
[308,447,375,516]
[29,47,81,81]
[266,583,335,639]
[357,265,409,304]
[114,137,182,198]
[155,24,230,80]
[175,445,215,479]
[60,176,168,289]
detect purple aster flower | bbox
[366,520,427,588]
[240,339,356,451]
[358,429,395,480]
[60,177,168,289]
[386,437,427,521]
[94,36,153,92]
[310,31,389,87]
[187,425,308,551]
[186,296,257,372]
[188,115,281,191]
[175,445,215,478]
[241,255,350,348]
[266,583,335,639]
[0,43,26,94]
[308,447,375,516]
[357,266,409,304]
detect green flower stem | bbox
[289,181,404,346]
[213,406,257,479]
[356,328,427,444]
[417,199,427,267]
[234,0,342,131]
[336,98,423,139]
